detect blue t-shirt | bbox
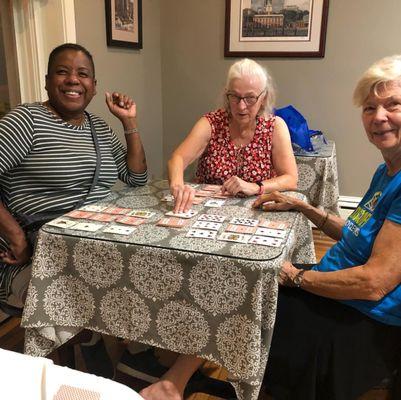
[314,163,401,326]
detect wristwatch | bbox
[293,269,306,288]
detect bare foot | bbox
[139,380,182,400]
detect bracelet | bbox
[255,181,264,195]
[317,211,329,230]
[124,127,139,135]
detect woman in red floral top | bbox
[168,58,297,213]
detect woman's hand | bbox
[105,92,137,123]
[252,191,301,211]
[278,261,300,286]
[222,176,259,196]
[0,236,31,266]
[170,183,195,213]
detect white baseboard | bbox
[338,195,361,219]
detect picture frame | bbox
[105,0,142,49]
[225,0,329,58]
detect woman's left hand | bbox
[222,176,259,196]
[105,92,137,122]
[278,261,300,286]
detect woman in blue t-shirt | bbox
[252,55,401,400]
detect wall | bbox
[74,0,163,179]
[160,0,401,197]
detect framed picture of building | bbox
[105,0,142,49]
[225,0,329,57]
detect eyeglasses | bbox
[226,90,266,106]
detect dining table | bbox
[21,180,316,400]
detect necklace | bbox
[43,101,85,126]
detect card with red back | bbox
[194,190,213,197]
[103,206,132,215]
[202,184,222,192]
[225,224,256,234]
[157,217,189,228]
[115,216,145,226]
[258,219,289,230]
[53,385,101,400]
[66,210,94,219]
[192,197,205,205]
[88,213,117,222]
[210,192,232,199]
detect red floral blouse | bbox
[195,109,276,184]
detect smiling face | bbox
[227,76,266,126]
[362,81,401,155]
[45,49,97,123]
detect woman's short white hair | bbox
[224,58,276,117]
[353,55,401,106]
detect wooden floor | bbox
[0,230,387,399]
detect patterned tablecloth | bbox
[295,140,340,215]
[21,181,316,400]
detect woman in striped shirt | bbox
[0,43,147,307]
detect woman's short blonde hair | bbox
[353,55,401,107]
[223,58,276,117]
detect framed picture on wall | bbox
[105,0,142,49]
[225,0,329,58]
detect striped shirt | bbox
[0,103,147,214]
[0,102,147,301]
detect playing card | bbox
[254,227,287,238]
[194,190,213,197]
[186,229,217,239]
[78,204,109,212]
[103,206,132,215]
[192,197,205,205]
[115,216,145,226]
[157,217,189,228]
[66,210,94,219]
[258,219,289,230]
[71,222,103,232]
[198,214,226,223]
[249,235,283,247]
[218,232,251,244]
[103,225,136,235]
[202,184,222,192]
[225,224,256,234]
[161,194,175,202]
[210,192,231,199]
[204,199,226,208]
[192,220,222,231]
[88,213,117,222]
[53,385,100,400]
[165,209,198,218]
[129,210,156,219]
[230,217,259,227]
[46,218,77,228]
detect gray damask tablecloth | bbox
[22,181,316,400]
[295,140,340,215]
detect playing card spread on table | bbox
[210,192,231,199]
[165,209,198,218]
[129,210,156,219]
[258,219,289,230]
[198,214,226,223]
[218,232,251,244]
[225,224,256,235]
[103,206,132,215]
[202,184,222,192]
[229,217,259,227]
[255,227,287,238]
[115,216,145,226]
[194,190,213,197]
[88,213,117,222]
[71,222,103,232]
[103,225,136,235]
[66,210,94,219]
[249,235,283,247]
[192,197,205,205]
[78,204,109,212]
[53,385,101,400]
[204,199,226,208]
[186,228,217,239]
[157,217,189,228]
[47,218,77,229]
[192,220,222,231]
